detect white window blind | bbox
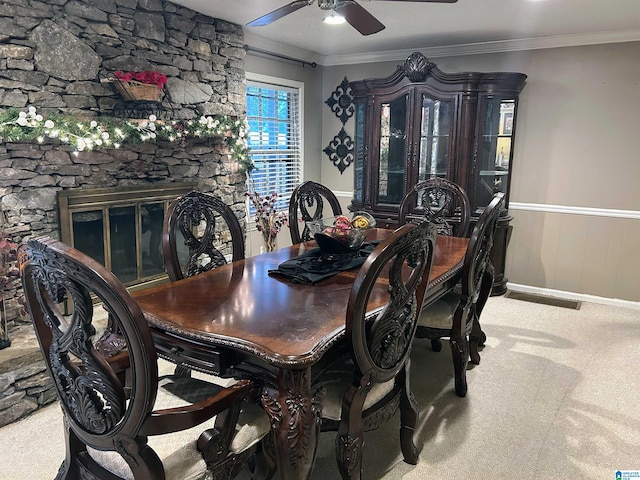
[246,79,302,213]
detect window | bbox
[245,75,303,213]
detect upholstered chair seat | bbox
[418,291,459,330]
[88,375,271,480]
[317,363,396,423]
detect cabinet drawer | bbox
[152,330,231,375]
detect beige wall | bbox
[244,42,640,304]
[507,209,640,302]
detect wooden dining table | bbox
[132,228,468,480]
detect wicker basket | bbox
[112,79,161,101]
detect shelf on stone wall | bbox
[112,100,172,120]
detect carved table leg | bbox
[260,367,321,480]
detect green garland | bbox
[0,106,254,173]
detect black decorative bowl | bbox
[307,212,376,254]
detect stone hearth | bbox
[0,324,52,428]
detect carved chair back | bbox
[163,191,245,281]
[461,192,504,305]
[18,236,269,480]
[288,181,342,244]
[417,192,505,398]
[319,221,436,479]
[348,220,436,385]
[19,237,161,456]
[398,177,471,237]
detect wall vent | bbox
[504,291,581,310]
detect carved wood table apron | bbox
[132,229,468,480]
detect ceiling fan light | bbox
[324,12,346,25]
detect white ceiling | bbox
[169,0,640,64]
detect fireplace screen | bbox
[58,183,196,289]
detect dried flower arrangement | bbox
[246,179,289,252]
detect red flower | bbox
[114,70,168,89]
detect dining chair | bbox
[416,192,505,397]
[19,236,274,480]
[162,191,246,378]
[398,177,471,237]
[314,220,437,480]
[288,180,342,244]
[163,190,245,282]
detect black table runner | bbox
[268,241,380,285]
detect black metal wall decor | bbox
[323,127,354,174]
[325,76,354,125]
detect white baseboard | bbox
[506,283,640,311]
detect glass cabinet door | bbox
[475,97,516,209]
[376,94,408,205]
[417,94,452,182]
[353,102,366,204]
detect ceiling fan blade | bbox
[372,0,458,3]
[335,2,385,36]
[247,1,312,27]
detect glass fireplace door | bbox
[59,183,196,290]
[71,202,165,285]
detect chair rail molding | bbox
[333,190,354,199]
[509,202,640,220]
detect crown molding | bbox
[321,29,640,66]
[243,32,321,66]
[243,30,640,68]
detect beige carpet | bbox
[2,295,639,479]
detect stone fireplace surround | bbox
[0,0,250,426]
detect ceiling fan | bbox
[246,0,459,36]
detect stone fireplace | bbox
[0,0,251,426]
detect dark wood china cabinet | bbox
[349,52,527,294]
